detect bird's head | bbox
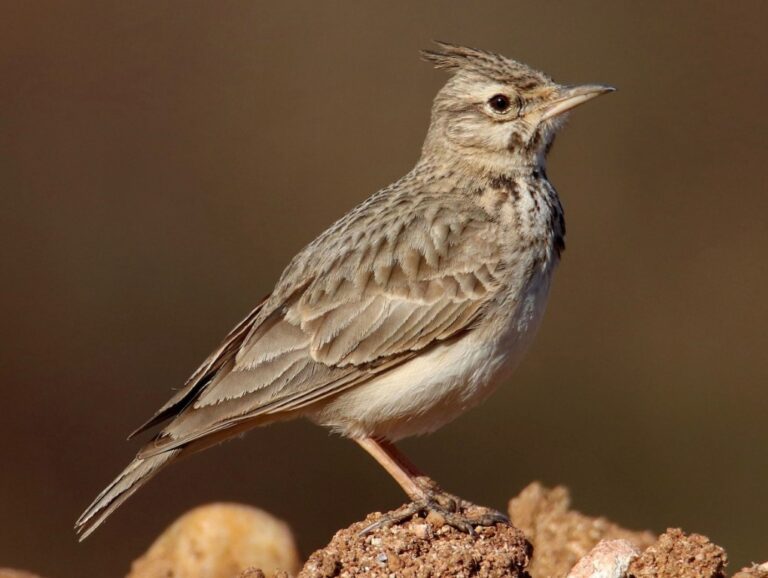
[421,42,613,172]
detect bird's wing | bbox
[139,202,504,455]
[128,299,267,439]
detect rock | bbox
[627,528,727,578]
[509,482,655,578]
[566,539,640,578]
[0,571,45,578]
[300,504,532,578]
[126,503,300,578]
[237,570,267,578]
[236,570,292,578]
[117,488,763,578]
[734,562,768,578]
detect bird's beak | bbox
[539,84,615,121]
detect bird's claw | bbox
[358,496,509,537]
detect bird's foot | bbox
[358,478,509,537]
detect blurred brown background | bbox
[1,2,766,576]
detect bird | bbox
[76,42,614,540]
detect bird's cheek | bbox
[506,126,530,152]
[487,125,516,151]
[509,120,544,151]
[445,117,483,148]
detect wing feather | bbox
[135,198,505,455]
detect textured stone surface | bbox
[126,503,300,578]
[0,571,45,578]
[733,562,768,578]
[509,483,655,578]
[299,505,532,578]
[121,487,765,578]
[627,528,727,578]
[566,539,640,578]
[236,569,292,578]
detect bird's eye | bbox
[488,94,511,113]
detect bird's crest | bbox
[421,41,549,86]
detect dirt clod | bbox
[237,570,292,578]
[627,528,727,578]
[299,505,532,578]
[509,483,655,578]
[237,570,266,578]
[122,486,762,578]
[733,562,768,578]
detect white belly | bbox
[308,267,554,441]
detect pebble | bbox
[410,523,431,540]
[425,511,447,528]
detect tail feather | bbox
[75,448,181,540]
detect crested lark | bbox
[76,43,613,539]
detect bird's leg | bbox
[355,436,509,535]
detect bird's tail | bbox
[75,448,182,540]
